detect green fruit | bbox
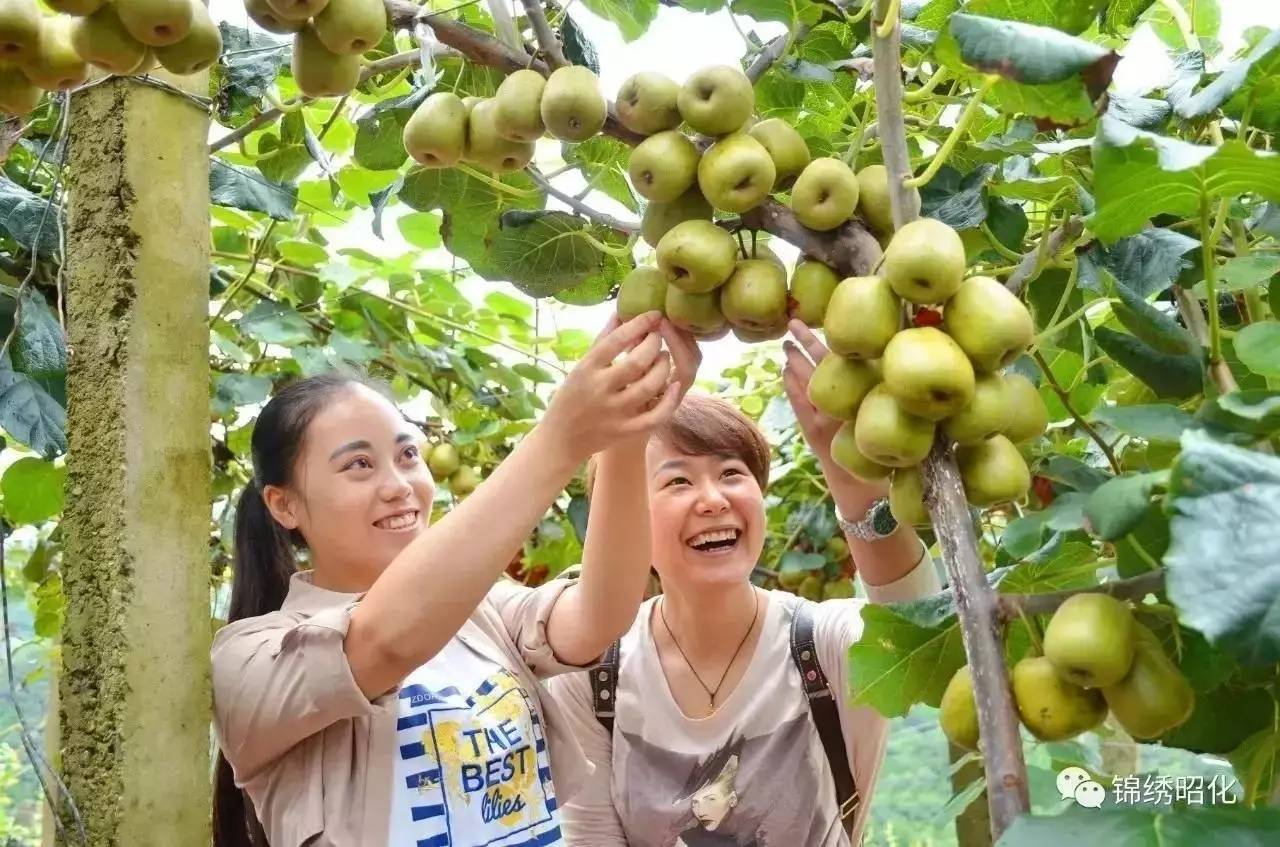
[1102,623,1195,740]
[825,535,849,561]
[740,242,785,268]
[890,466,930,527]
[291,25,361,98]
[466,98,535,172]
[448,465,480,497]
[265,0,329,23]
[732,324,786,343]
[640,187,712,248]
[856,164,895,235]
[807,354,877,421]
[665,286,725,336]
[70,5,148,75]
[629,130,700,203]
[791,157,859,232]
[403,92,468,168]
[1012,656,1107,742]
[117,0,192,47]
[0,0,41,63]
[823,275,901,359]
[1001,373,1049,443]
[854,384,935,469]
[882,327,976,421]
[493,68,546,142]
[778,568,807,591]
[697,133,775,214]
[748,117,810,182]
[154,0,220,75]
[882,218,966,305]
[20,17,87,91]
[1044,593,1136,689]
[427,442,461,482]
[313,0,386,55]
[0,64,39,115]
[720,259,788,331]
[692,325,731,341]
[830,421,893,481]
[244,0,303,34]
[940,665,980,750]
[944,276,1035,372]
[823,578,856,600]
[541,65,605,142]
[943,373,1010,446]
[789,260,840,327]
[677,64,754,136]
[798,574,824,602]
[656,219,737,294]
[956,434,1030,507]
[616,70,681,135]
[617,267,668,321]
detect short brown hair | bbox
[584,393,771,498]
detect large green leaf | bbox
[0,177,63,256]
[580,0,659,40]
[847,604,966,717]
[1093,327,1202,400]
[919,165,994,230]
[1165,431,1280,666]
[1174,28,1280,124]
[1225,29,1280,131]
[10,287,66,383]
[946,13,1118,86]
[563,136,639,213]
[1090,118,1280,242]
[236,301,315,346]
[489,211,616,298]
[1,457,64,524]
[1091,403,1195,443]
[997,541,1099,594]
[1201,390,1280,436]
[212,24,289,125]
[730,0,823,26]
[210,161,297,221]
[0,356,65,458]
[1110,279,1195,355]
[966,0,1107,35]
[1234,321,1280,377]
[999,804,1280,845]
[1082,470,1168,541]
[353,88,429,172]
[1078,228,1199,298]
[1103,0,1155,33]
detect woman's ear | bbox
[261,484,300,531]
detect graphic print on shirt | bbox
[616,713,836,847]
[391,650,562,847]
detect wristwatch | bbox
[835,498,899,541]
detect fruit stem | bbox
[978,222,1023,262]
[874,0,900,39]
[903,77,996,189]
[847,0,875,25]
[903,67,949,103]
[1199,189,1226,369]
[456,164,543,197]
[362,66,412,97]
[263,89,304,113]
[576,229,636,258]
[1016,608,1044,656]
[1032,350,1123,475]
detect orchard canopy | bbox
[3,0,1280,845]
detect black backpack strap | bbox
[790,599,860,837]
[591,639,621,733]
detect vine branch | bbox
[872,0,1027,838]
[527,168,639,232]
[998,569,1166,620]
[1032,350,1122,474]
[520,0,568,68]
[1005,216,1083,297]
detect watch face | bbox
[871,500,898,536]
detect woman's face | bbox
[646,438,766,590]
[266,385,435,590]
[691,782,736,830]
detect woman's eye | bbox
[665,476,690,487]
[722,468,744,478]
[402,445,421,461]
[344,456,373,471]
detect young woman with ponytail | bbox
[211,312,700,847]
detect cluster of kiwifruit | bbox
[942,594,1194,748]
[0,0,222,115]
[425,439,479,496]
[244,0,387,99]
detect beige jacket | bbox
[211,572,593,847]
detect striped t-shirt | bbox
[390,636,564,847]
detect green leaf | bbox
[564,136,640,213]
[276,239,329,267]
[1175,28,1280,123]
[919,165,994,230]
[847,604,966,717]
[1202,390,1280,435]
[1110,279,1195,355]
[0,177,62,256]
[779,550,825,573]
[237,301,315,346]
[731,0,822,26]
[397,212,442,249]
[1093,327,1202,400]
[1091,403,1195,443]
[1103,0,1155,32]
[213,373,272,414]
[11,287,65,383]
[1144,0,1221,55]
[1234,321,1280,377]
[987,76,1099,127]
[213,24,289,124]
[1161,684,1273,754]
[0,356,66,457]
[966,0,1107,35]
[561,12,600,74]
[997,541,1100,594]
[1082,471,1168,540]
[946,13,1118,85]
[999,804,1280,845]
[1195,255,1280,296]
[1079,228,1199,298]
[1041,455,1110,492]
[210,160,297,221]
[1089,118,1280,243]
[353,103,415,172]
[490,211,612,299]
[1,457,64,524]
[580,0,659,40]
[1165,430,1280,665]
[1227,727,1280,807]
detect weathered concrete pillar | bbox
[58,67,212,846]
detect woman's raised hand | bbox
[541,311,691,462]
[782,318,843,465]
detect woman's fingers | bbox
[586,311,661,366]
[788,319,830,365]
[783,339,817,384]
[659,320,701,390]
[630,380,682,431]
[618,349,672,408]
[610,331,664,386]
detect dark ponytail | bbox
[214,371,380,847]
